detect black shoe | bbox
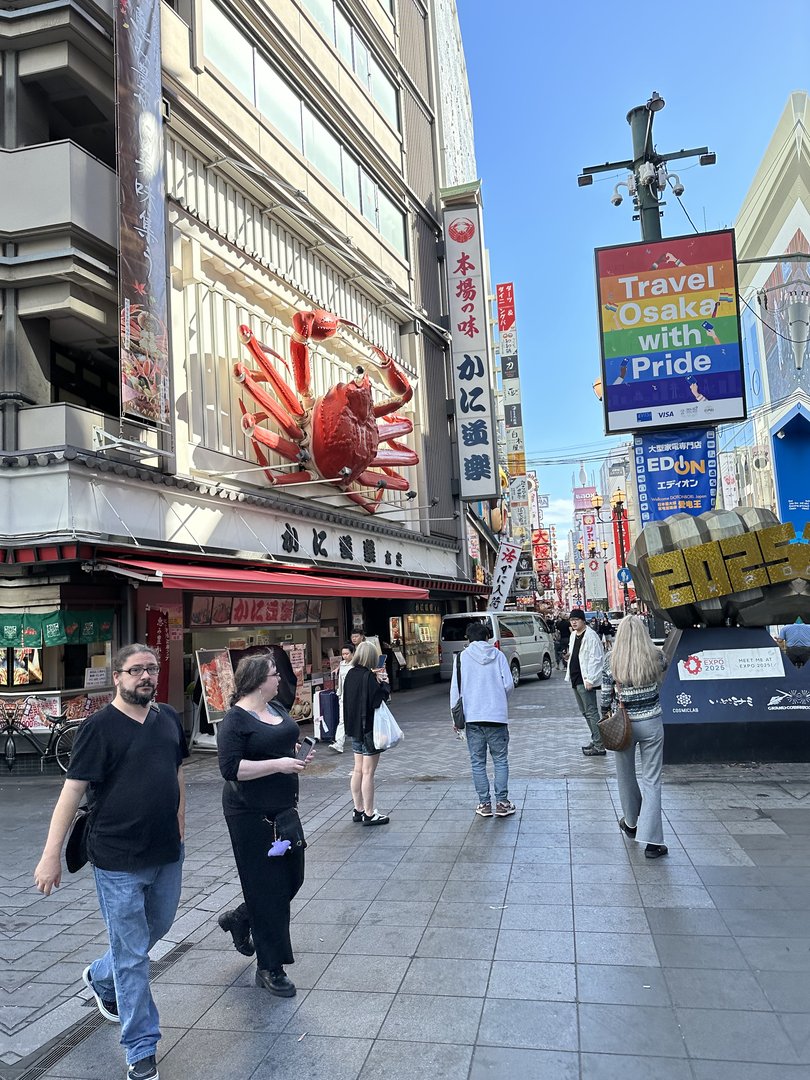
[582,747,607,756]
[362,812,390,826]
[256,967,297,997]
[127,1056,158,1080]
[619,817,637,838]
[82,966,119,1023]
[645,844,669,859]
[218,909,255,956]
[352,809,364,823]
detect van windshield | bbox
[441,616,488,642]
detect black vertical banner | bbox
[116,0,170,426]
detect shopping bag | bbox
[372,700,404,750]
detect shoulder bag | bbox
[598,683,632,752]
[451,653,466,730]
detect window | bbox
[202,1,406,258]
[256,57,302,150]
[202,2,254,103]
[300,0,399,129]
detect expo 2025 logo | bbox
[683,655,702,676]
[448,217,476,243]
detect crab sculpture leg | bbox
[234,309,418,511]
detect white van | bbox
[439,611,556,687]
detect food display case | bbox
[402,613,440,672]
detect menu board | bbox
[189,596,319,627]
[196,648,236,725]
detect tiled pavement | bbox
[3,672,810,1079]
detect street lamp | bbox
[592,491,631,612]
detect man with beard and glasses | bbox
[34,645,188,1080]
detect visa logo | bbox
[636,411,652,422]
[658,411,675,418]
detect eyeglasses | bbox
[119,665,160,676]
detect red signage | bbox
[496,282,516,332]
[612,508,631,565]
[146,607,170,703]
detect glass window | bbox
[203,1,256,104]
[353,35,370,89]
[255,57,303,150]
[334,7,352,65]
[342,148,361,212]
[497,622,515,639]
[360,169,377,226]
[369,55,398,126]
[302,0,335,39]
[378,188,406,256]
[302,107,342,192]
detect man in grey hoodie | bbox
[450,621,516,817]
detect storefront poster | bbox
[596,229,745,434]
[146,607,170,702]
[307,599,322,623]
[196,648,236,724]
[634,427,718,524]
[210,597,232,625]
[230,598,296,625]
[190,596,213,625]
[488,540,522,612]
[294,600,309,624]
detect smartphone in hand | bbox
[296,736,316,761]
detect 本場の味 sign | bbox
[443,199,498,501]
[595,230,745,435]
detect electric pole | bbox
[577,91,715,242]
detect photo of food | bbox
[190,596,213,626]
[211,597,233,625]
[195,648,236,725]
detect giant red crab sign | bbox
[234,308,418,513]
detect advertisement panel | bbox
[596,229,745,434]
[116,0,171,425]
[443,201,498,500]
[496,282,516,332]
[634,427,718,524]
[488,540,522,611]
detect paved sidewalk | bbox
[4,673,810,1079]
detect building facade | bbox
[0,0,486,734]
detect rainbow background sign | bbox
[595,229,746,435]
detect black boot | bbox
[256,967,296,997]
[218,906,255,956]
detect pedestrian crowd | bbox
[33,612,669,1079]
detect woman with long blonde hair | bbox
[601,616,668,858]
[342,640,391,825]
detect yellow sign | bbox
[646,524,810,608]
[507,452,526,476]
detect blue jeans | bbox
[90,850,184,1065]
[465,723,510,804]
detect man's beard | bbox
[119,684,156,706]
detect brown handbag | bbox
[598,686,632,752]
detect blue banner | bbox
[634,427,717,525]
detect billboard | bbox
[596,229,745,435]
[443,200,499,500]
[634,427,718,525]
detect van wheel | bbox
[538,655,553,680]
[510,662,520,689]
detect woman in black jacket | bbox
[343,640,391,825]
[216,654,313,996]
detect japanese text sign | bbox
[634,427,718,524]
[488,540,522,612]
[595,229,745,434]
[496,282,516,332]
[443,201,498,500]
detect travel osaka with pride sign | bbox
[595,229,746,434]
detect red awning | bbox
[99,558,429,600]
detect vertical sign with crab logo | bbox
[442,192,499,501]
[115,0,171,426]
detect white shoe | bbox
[328,743,344,753]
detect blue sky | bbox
[456,0,809,535]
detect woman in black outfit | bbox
[216,654,313,996]
[343,640,391,826]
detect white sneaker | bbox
[328,743,344,753]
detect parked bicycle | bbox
[1,698,83,772]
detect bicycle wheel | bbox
[54,724,81,773]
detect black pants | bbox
[225,812,305,971]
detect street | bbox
[4,672,810,1079]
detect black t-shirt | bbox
[556,618,571,643]
[217,703,299,817]
[67,703,189,871]
[569,632,584,687]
